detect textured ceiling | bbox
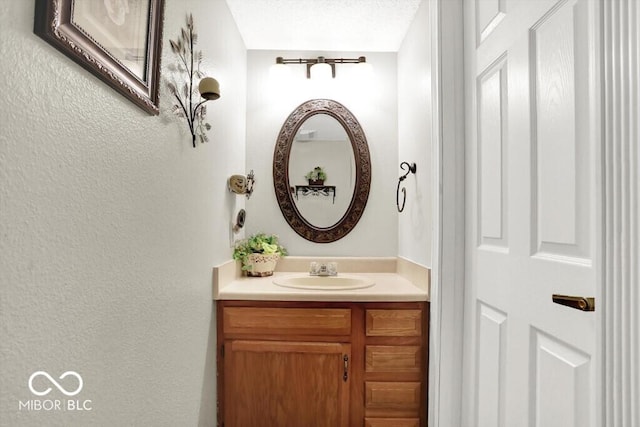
[224,0,423,52]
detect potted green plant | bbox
[232,233,287,277]
[305,166,327,186]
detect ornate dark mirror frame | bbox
[273,99,371,243]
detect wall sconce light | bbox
[167,14,221,148]
[170,75,221,147]
[274,56,368,79]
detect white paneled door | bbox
[463,0,600,426]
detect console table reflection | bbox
[293,185,336,203]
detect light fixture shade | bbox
[310,62,332,80]
[199,77,220,100]
[357,61,374,78]
[269,63,291,81]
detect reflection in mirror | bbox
[289,114,355,228]
[273,99,371,243]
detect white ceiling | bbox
[224,0,423,52]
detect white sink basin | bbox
[273,275,375,291]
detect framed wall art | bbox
[34,0,165,115]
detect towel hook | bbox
[397,162,417,213]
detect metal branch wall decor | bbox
[166,14,220,147]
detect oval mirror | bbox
[273,99,371,243]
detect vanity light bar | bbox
[275,56,367,79]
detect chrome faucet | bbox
[310,262,338,276]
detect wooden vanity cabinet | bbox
[217,301,429,427]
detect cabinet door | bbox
[224,340,351,427]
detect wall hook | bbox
[227,170,255,199]
[397,162,417,213]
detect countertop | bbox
[215,271,428,302]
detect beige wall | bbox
[245,50,399,256]
[398,0,433,267]
[0,0,435,424]
[0,1,246,425]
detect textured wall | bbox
[398,0,433,267]
[245,50,399,256]
[0,1,246,425]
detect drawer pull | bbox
[343,355,349,382]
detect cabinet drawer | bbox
[365,382,421,410]
[366,310,422,337]
[223,307,351,336]
[365,418,419,427]
[366,346,422,373]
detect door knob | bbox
[552,294,595,311]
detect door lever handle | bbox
[552,294,595,312]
